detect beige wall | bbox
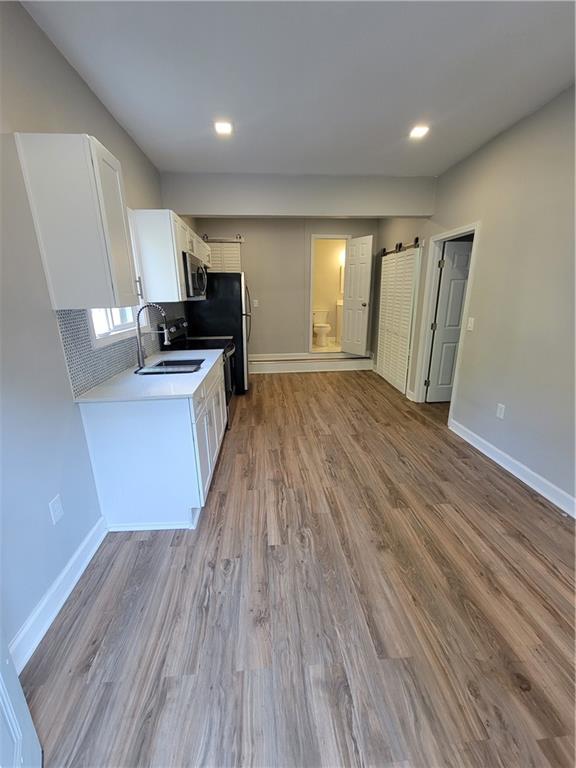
[164,173,436,218]
[195,218,379,355]
[0,4,160,208]
[380,88,575,498]
[433,87,574,497]
[312,239,345,335]
[0,2,161,643]
[377,217,428,252]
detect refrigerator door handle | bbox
[242,314,250,389]
[244,280,252,343]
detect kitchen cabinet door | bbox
[89,139,139,308]
[214,381,227,440]
[198,237,211,267]
[195,407,212,501]
[173,216,188,258]
[207,392,220,468]
[16,133,138,309]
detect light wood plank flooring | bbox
[22,371,574,767]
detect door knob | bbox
[361,302,367,307]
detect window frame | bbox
[88,306,146,349]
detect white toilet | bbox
[313,309,331,347]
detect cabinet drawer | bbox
[203,358,224,394]
[191,383,207,419]
[190,360,224,421]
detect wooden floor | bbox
[22,372,574,767]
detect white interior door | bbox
[376,248,419,393]
[1,632,42,768]
[341,235,373,356]
[426,240,472,402]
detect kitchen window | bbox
[89,232,149,347]
[89,306,146,348]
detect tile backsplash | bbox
[56,305,183,398]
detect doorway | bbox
[425,234,473,403]
[408,222,479,418]
[309,234,374,356]
[310,237,346,353]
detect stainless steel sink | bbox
[135,358,204,375]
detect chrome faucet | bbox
[136,303,171,369]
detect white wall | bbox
[379,89,575,501]
[0,3,162,647]
[163,173,436,218]
[195,218,379,355]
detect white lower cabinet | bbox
[80,363,227,531]
[191,374,227,504]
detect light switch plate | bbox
[466,317,475,331]
[49,494,64,525]
[496,403,506,420]
[252,298,259,308]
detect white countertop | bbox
[76,349,223,403]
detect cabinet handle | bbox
[135,276,144,298]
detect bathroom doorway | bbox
[310,237,347,353]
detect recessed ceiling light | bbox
[214,121,233,136]
[410,125,429,139]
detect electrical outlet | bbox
[252,298,259,308]
[49,494,64,525]
[496,403,506,420]
[466,317,475,331]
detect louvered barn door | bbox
[377,252,396,380]
[208,243,242,272]
[221,243,241,271]
[376,248,419,394]
[209,243,223,271]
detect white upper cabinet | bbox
[16,133,139,309]
[130,210,186,302]
[130,210,211,302]
[194,235,211,268]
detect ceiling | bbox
[25,2,574,177]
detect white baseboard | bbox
[448,418,575,518]
[249,352,373,374]
[9,516,108,674]
[107,520,196,532]
[250,352,357,360]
